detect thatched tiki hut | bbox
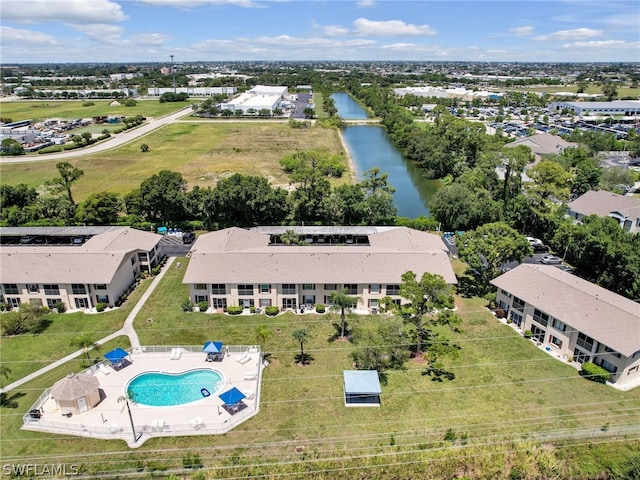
[50,373,101,415]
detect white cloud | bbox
[381,43,416,50]
[509,26,534,36]
[352,18,437,36]
[357,0,377,7]
[533,27,603,41]
[72,23,124,44]
[0,26,59,46]
[131,32,170,46]
[562,39,630,48]
[1,0,126,24]
[136,0,264,8]
[323,25,350,37]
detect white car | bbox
[540,254,561,264]
[526,236,543,245]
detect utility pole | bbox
[170,54,176,94]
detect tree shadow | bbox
[455,276,483,298]
[31,318,53,335]
[378,371,389,386]
[327,320,352,343]
[0,391,26,408]
[422,367,456,382]
[294,352,315,366]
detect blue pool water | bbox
[126,369,223,407]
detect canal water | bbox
[332,92,439,218]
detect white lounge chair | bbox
[243,370,257,380]
[109,423,122,433]
[152,419,165,432]
[236,354,251,364]
[190,417,204,429]
[170,348,182,360]
[241,389,254,400]
[99,363,111,375]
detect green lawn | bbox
[0,99,196,123]
[0,122,349,201]
[507,85,640,98]
[2,258,639,476]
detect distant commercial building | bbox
[549,100,640,118]
[394,86,502,100]
[146,87,237,97]
[216,85,289,115]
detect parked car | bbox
[540,254,562,264]
[532,243,549,253]
[182,232,196,244]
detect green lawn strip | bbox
[0,122,347,201]
[505,85,640,97]
[0,100,196,124]
[0,278,152,384]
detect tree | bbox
[47,161,84,208]
[76,192,122,225]
[457,222,533,288]
[292,328,312,365]
[351,317,410,373]
[329,289,360,339]
[254,324,271,348]
[1,138,24,155]
[0,303,49,335]
[280,229,299,245]
[602,83,618,101]
[303,106,315,119]
[527,160,571,201]
[139,170,187,223]
[140,143,149,152]
[397,271,455,357]
[70,334,99,364]
[118,393,138,444]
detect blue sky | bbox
[1,0,638,63]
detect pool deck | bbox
[22,346,263,447]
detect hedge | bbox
[580,362,611,384]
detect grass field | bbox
[0,122,350,200]
[0,99,196,123]
[507,85,640,98]
[1,256,639,476]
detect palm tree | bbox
[0,365,11,388]
[329,289,360,339]
[292,328,311,364]
[254,324,271,348]
[70,334,99,364]
[280,229,299,245]
[117,393,137,444]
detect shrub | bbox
[249,306,256,314]
[151,266,161,275]
[265,306,279,316]
[95,302,106,313]
[182,299,194,312]
[198,300,208,312]
[226,306,243,315]
[54,301,66,313]
[82,101,95,106]
[523,330,532,339]
[315,304,325,313]
[580,362,611,384]
[443,428,457,442]
[38,145,63,154]
[495,308,506,319]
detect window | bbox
[369,284,380,294]
[530,324,545,343]
[282,284,296,294]
[510,311,523,327]
[194,283,207,290]
[500,289,512,298]
[212,298,227,309]
[303,284,315,290]
[344,284,357,295]
[573,348,590,364]
[131,256,136,265]
[46,298,61,309]
[577,332,595,351]
[238,284,254,296]
[302,295,315,305]
[3,284,18,295]
[27,284,39,294]
[94,284,107,290]
[596,358,618,374]
[282,298,297,309]
[29,298,43,306]
[7,298,20,308]
[386,284,400,295]
[391,298,402,307]
[604,345,622,359]
[324,284,337,291]
[533,309,549,327]
[195,295,207,304]
[324,295,333,305]
[75,298,89,309]
[552,319,566,332]
[211,284,226,294]
[259,298,271,307]
[96,295,109,304]
[71,284,86,295]
[629,365,639,375]
[259,284,271,294]
[369,299,379,308]
[512,296,525,312]
[138,252,148,262]
[43,284,60,295]
[550,336,563,348]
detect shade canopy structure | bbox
[218,387,246,406]
[202,341,224,354]
[50,373,101,414]
[104,347,129,363]
[343,370,382,407]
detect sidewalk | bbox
[0,257,175,394]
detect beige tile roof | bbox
[491,264,640,356]
[51,373,100,401]
[567,190,640,219]
[506,132,577,156]
[184,227,456,285]
[0,227,162,284]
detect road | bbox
[0,106,195,164]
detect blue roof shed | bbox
[343,370,382,407]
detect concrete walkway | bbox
[0,257,175,394]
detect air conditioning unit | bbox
[371,308,378,315]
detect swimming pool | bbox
[126,369,223,407]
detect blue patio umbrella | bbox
[104,347,129,363]
[218,387,246,406]
[202,341,224,354]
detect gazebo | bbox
[50,373,101,415]
[343,370,382,407]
